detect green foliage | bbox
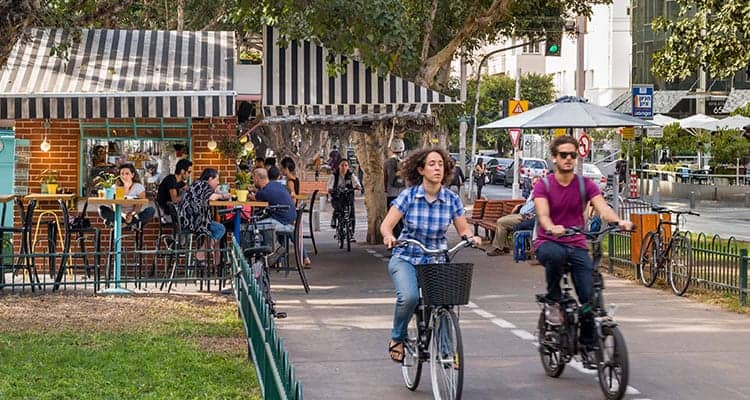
[39,169,59,184]
[441,73,556,152]
[709,129,750,166]
[730,103,750,117]
[652,0,750,81]
[92,172,120,189]
[235,170,252,189]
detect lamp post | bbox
[468,41,531,200]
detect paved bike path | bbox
[268,203,750,400]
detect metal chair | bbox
[275,203,310,293]
[54,200,101,291]
[302,189,319,255]
[161,202,213,293]
[0,199,40,291]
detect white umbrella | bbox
[478,96,658,129]
[697,115,750,132]
[678,113,717,130]
[652,114,679,127]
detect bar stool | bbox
[161,203,213,293]
[98,205,145,288]
[0,199,40,291]
[302,189,319,255]
[54,200,101,291]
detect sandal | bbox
[388,340,404,363]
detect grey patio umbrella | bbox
[696,115,750,132]
[478,96,658,129]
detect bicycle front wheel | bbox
[668,233,692,296]
[402,313,423,390]
[346,217,352,252]
[638,231,659,287]
[429,308,463,400]
[597,325,629,400]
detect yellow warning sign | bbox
[553,128,566,137]
[621,127,635,140]
[508,100,529,116]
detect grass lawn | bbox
[0,294,261,399]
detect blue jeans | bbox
[388,256,419,342]
[259,217,308,259]
[536,241,595,345]
[209,221,226,241]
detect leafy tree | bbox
[652,0,750,81]
[710,129,750,166]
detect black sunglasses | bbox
[556,151,578,159]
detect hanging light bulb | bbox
[207,137,217,151]
[239,134,248,144]
[40,137,51,152]
[244,141,254,152]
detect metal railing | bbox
[230,240,303,400]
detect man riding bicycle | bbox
[533,136,632,366]
[380,148,481,364]
[328,159,362,234]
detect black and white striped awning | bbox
[0,28,236,119]
[262,25,457,124]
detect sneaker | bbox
[544,303,563,325]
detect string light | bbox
[244,141,254,152]
[207,137,217,151]
[40,119,51,152]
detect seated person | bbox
[250,168,311,266]
[327,159,362,233]
[99,163,155,230]
[486,176,539,256]
[178,168,232,264]
[156,158,193,219]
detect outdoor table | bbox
[88,197,148,294]
[209,200,268,241]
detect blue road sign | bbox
[632,84,654,119]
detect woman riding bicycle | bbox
[380,148,481,363]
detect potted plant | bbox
[239,49,262,65]
[235,170,252,202]
[217,136,245,161]
[93,172,121,199]
[39,169,59,194]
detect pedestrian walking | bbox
[474,158,486,199]
[449,164,465,195]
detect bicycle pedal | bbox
[274,311,288,319]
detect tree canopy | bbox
[652,0,750,81]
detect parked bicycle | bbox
[331,187,355,251]
[638,206,698,296]
[237,204,301,319]
[536,223,631,400]
[398,237,477,400]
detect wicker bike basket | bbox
[415,263,474,306]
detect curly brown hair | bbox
[400,148,455,187]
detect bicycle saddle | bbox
[651,206,668,213]
[243,245,274,257]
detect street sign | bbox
[553,128,566,137]
[632,84,654,119]
[621,126,635,140]
[509,128,522,148]
[646,127,663,138]
[577,133,591,158]
[508,100,529,116]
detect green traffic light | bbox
[549,44,559,54]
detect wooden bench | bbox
[465,199,487,236]
[475,199,528,240]
[299,180,328,195]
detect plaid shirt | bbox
[392,185,465,265]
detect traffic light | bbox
[545,30,562,57]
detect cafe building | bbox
[0,28,255,259]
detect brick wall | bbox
[10,117,238,267]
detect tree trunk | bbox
[352,124,388,244]
[176,0,185,31]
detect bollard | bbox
[689,191,696,210]
[651,176,660,205]
[740,249,748,307]
[745,192,750,208]
[312,208,320,232]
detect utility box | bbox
[630,212,671,264]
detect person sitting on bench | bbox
[486,176,539,256]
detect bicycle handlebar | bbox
[651,205,700,217]
[553,222,635,240]
[394,237,477,259]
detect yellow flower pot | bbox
[236,189,249,202]
[45,184,58,194]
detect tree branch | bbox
[419,0,439,65]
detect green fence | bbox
[606,230,750,305]
[230,240,303,400]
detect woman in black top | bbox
[280,157,300,200]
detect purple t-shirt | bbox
[533,174,601,249]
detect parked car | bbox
[583,163,607,190]
[489,158,513,184]
[503,158,550,187]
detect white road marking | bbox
[472,309,495,319]
[511,329,536,341]
[490,318,516,329]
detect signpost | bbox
[577,132,591,158]
[632,84,654,119]
[508,100,529,116]
[621,126,635,140]
[509,128,522,148]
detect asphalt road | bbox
[266,202,750,400]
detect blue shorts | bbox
[209,221,226,241]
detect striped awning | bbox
[262,26,457,124]
[0,28,236,119]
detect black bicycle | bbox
[331,187,355,251]
[397,237,477,400]
[238,204,295,319]
[536,223,631,400]
[639,206,698,296]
